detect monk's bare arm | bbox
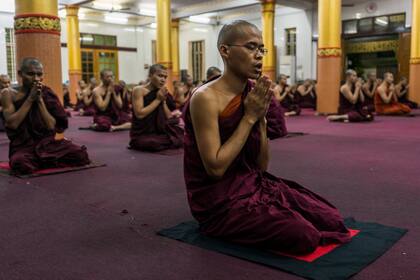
[162,101,173,119]
[257,118,269,171]
[76,90,83,100]
[36,97,56,130]
[132,86,161,119]
[378,86,393,104]
[297,85,312,96]
[82,89,91,105]
[1,89,36,130]
[112,89,123,109]
[395,85,407,98]
[190,91,255,178]
[93,88,111,111]
[341,85,359,104]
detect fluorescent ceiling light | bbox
[80,37,94,42]
[84,22,99,27]
[193,28,208,33]
[189,16,211,24]
[140,9,156,17]
[93,1,122,10]
[355,13,362,19]
[375,18,388,26]
[150,23,157,28]
[124,27,136,32]
[105,15,128,24]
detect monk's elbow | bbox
[5,120,18,130]
[205,166,225,179]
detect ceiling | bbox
[0,0,386,26]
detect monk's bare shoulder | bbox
[190,82,218,112]
[132,85,148,96]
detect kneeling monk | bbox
[129,64,183,152]
[0,58,90,175]
[92,69,131,131]
[375,73,411,115]
[184,21,350,255]
[327,70,373,122]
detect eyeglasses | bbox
[226,44,268,56]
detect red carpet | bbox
[0,110,419,280]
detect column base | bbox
[317,56,341,114]
[409,63,420,103]
[69,70,82,105]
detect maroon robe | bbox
[339,87,373,122]
[399,85,418,109]
[296,88,317,110]
[129,88,183,152]
[363,83,375,113]
[5,86,90,175]
[0,110,5,131]
[93,85,131,131]
[183,81,350,255]
[266,96,288,139]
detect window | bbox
[80,33,117,47]
[5,28,17,82]
[81,50,94,83]
[189,40,204,82]
[342,13,406,36]
[285,28,296,56]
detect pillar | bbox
[156,0,174,93]
[171,19,180,82]
[317,0,342,114]
[261,0,276,81]
[14,0,63,103]
[66,5,82,105]
[409,0,420,103]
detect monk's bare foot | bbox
[90,123,97,130]
[79,109,84,116]
[110,125,116,132]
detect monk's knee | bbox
[10,154,37,174]
[270,220,320,255]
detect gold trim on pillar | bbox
[317,47,342,58]
[410,57,420,64]
[14,14,61,35]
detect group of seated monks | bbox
[327,70,416,122]
[9,20,416,255]
[272,75,318,116]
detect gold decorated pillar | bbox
[409,0,420,103]
[156,0,173,93]
[14,0,63,103]
[261,0,276,81]
[171,19,180,82]
[66,5,82,105]
[317,0,342,114]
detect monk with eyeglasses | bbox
[183,20,350,255]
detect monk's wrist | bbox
[243,114,257,125]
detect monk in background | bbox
[79,77,97,116]
[0,58,90,175]
[206,66,222,82]
[129,64,183,152]
[74,79,87,112]
[92,69,131,131]
[375,72,411,115]
[395,77,417,109]
[328,70,373,122]
[118,80,132,118]
[184,20,350,255]
[296,79,317,110]
[174,74,194,110]
[362,72,380,113]
[0,74,11,131]
[273,74,301,116]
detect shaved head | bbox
[217,20,260,48]
[20,57,42,72]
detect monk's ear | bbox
[219,45,229,60]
